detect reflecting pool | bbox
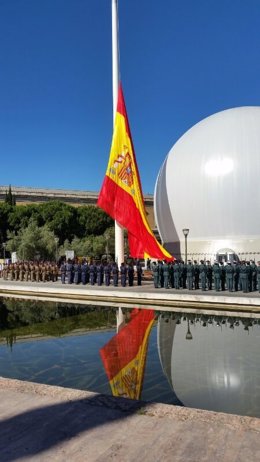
[0,298,259,417]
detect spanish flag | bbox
[97,84,173,261]
[100,308,155,400]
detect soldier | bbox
[73,260,80,284]
[199,260,207,291]
[89,261,96,285]
[120,262,127,287]
[9,263,14,281]
[41,261,46,282]
[60,261,66,284]
[158,260,164,288]
[96,262,104,286]
[173,261,181,289]
[256,261,260,292]
[128,262,134,286]
[35,262,40,282]
[163,261,170,289]
[206,261,213,290]
[14,263,19,281]
[250,260,257,292]
[239,261,249,293]
[136,261,142,285]
[225,261,234,292]
[81,259,87,285]
[193,260,200,290]
[233,261,240,291]
[29,261,35,282]
[19,262,24,281]
[212,261,221,291]
[112,262,119,286]
[152,261,159,288]
[66,259,73,284]
[186,260,194,290]
[169,261,174,288]
[24,261,29,282]
[104,261,111,286]
[179,260,187,289]
[219,261,226,291]
[85,260,90,284]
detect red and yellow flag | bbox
[97,84,173,261]
[100,308,155,400]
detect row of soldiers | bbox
[152,259,260,293]
[0,261,59,282]
[60,260,143,286]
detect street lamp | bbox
[185,319,193,340]
[182,228,189,264]
[54,237,59,262]
[2,242,6,261]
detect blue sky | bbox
[0,0,260,195]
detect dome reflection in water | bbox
[157,312,260,417]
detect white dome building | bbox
[154,106,260,262]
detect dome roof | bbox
[155,107,260,246]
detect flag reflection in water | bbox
[100,308,155,400]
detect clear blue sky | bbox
[0,0,260,195]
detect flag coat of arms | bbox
[100,308,155,400]
[97,84,173,261]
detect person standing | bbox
[120,262,127,287]
[193,261,200,290]
[250,260,257,291]
[239,261,249,293]
[89,261,96,285]
[136,261,142,286]
[173,261,181,289]
[220,262,226,291]
[199,260,207,291]
[104,261,111,286]
[163,262,170,289]
[128,262,134,286]
[233,261,240,291]
[112,262,119,287]
[186,261,194,290]
[60,261,66,284]
[213,261,221,291]
[152,261,159,288]
[66,260,73,284]
[206,261,213,290]
[225,261,234,292]
[256,261,260,292]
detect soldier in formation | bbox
[151,259,260,293]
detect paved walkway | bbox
[1,279,260,314]
[0,378,259,462]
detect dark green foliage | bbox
[0,200,114,257]
[5,185,16,206]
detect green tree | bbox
[38,201,77,243]
[7,221,58,261]
[77,206,113,237]
[5,185,16,206]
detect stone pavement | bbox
[0,378,259,462]
[1,279,260,314]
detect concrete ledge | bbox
[1,280,260,314]
[0,377,259,461]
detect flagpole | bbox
[112,0,124,267]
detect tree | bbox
[7,221,58,261]
[5,185,16,206]
[77,206,113,237]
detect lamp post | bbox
[182,228,189,264]
[54,237,59,263]
[186,319,193,340]
[2,242,6,262]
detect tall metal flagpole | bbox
[112,0,124,267]
[112,0,125,333]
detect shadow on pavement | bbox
[0,393,145,462]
